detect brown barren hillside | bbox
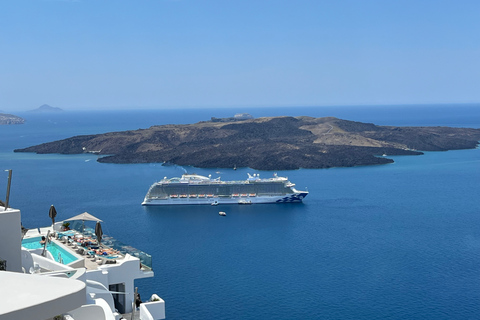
[14,116,480,170]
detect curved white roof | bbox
[0,271,86,320]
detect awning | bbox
[64,212,102,222]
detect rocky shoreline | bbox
[14,116,480,170]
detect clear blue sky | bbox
[1,0,479,111]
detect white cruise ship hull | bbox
[141,173,308,206]
[142,192,308,206]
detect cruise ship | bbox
[142,173,308,206]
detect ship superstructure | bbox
[142,173,308,205]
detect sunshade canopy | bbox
[49,205,57,225]
[95,221,103,244]
[64,212,102,222]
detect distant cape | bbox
[14,116,480,170]
[29,104,63,112]
[0,113,25,125]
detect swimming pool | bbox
[22,237,79,265]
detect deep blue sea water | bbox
[1,104,479,319]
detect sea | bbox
[1,104,479,320]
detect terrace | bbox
[23,221,152,273]
[4,205,164,319]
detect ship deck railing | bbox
[159,179,287,185]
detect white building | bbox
[0,205,165,320]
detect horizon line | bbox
[4,102,480,113]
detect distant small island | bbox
[29,104,63,112]
[211,113,254,122]
[14,116,480,170]
[0,113,25,125]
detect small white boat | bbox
[211,200,219,206]
[219,211,226,216]
[238,199,252,205]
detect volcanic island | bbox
[14,116,480,170]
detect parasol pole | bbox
[4,169,12,211]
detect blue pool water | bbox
[22,237,79,265]
[2,104,480,319]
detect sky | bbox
[1,0,479,111]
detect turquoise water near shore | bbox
[1,105,479,319]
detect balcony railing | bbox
[68,221,153,270]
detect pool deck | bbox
[57,239,99,270]
[84,256,101,270]
[23,228,123,271]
